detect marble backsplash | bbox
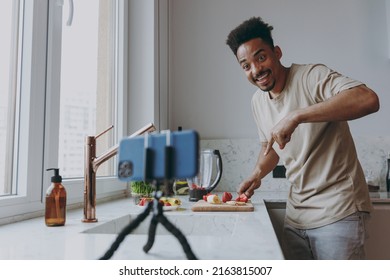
[201,135,390,193]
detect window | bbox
[57,0,116,178]
[0,0,128,222]
[0,0,21,197]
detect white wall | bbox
[167,0,390,139]
[387,0,390,58]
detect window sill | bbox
[0,177,128,226]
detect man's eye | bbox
[259,55,266,62]
[242,64,250,71]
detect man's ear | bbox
[274,46,282,60]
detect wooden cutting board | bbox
[191,200,254,212]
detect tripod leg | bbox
[157,214,198,260]
[99,202,153,260]
[143,215,158,253]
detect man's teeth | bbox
[257,72,269,81]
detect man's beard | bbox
[259,80,275,92]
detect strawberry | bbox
[222,192,233,203]
[234,193,249,203]
[239,193,248,203]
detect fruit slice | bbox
[167,197,181,206]
[206,194,221,204]
[235,193,249,203]
[226,200,246,206]
[222,192,233,203]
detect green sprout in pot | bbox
[130,181,154,196]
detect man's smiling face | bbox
[236,38,284,94]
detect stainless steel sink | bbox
[83,213,238,236]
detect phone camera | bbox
[118,161,133,178]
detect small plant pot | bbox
[131,193,152,205]
[129,181,153,204]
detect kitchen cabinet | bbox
[365,202,390,259]
[265,201,287,257]
[265,199,390,260]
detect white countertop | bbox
[0,191,288,260]
[1,190,388,260]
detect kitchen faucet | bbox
[83,122,156,223]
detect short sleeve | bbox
[251,93,268,143]
[304,64,363,102]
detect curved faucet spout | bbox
[83,123,156,223]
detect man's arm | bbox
[265,85,380,155]
[238,142,279,198]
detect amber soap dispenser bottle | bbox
[45,168,67,226]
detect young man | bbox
[226,17,379,259]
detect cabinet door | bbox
[365,203,390,259]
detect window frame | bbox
[0,0,48,221]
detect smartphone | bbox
[117,130,199,181]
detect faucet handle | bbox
[95,125,114,140]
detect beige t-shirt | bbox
[251,63,372,229]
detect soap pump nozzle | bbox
[47,168,62,183]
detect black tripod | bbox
[100,134,197,260]
[99,185,197,260]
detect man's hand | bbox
[239,143,279,199]
[264,112,299,155]
[264,85,379,156]
[238,173,262,198]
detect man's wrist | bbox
[252,169,263,181]
[290,109,303,125]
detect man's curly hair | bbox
[226,17,274,56]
